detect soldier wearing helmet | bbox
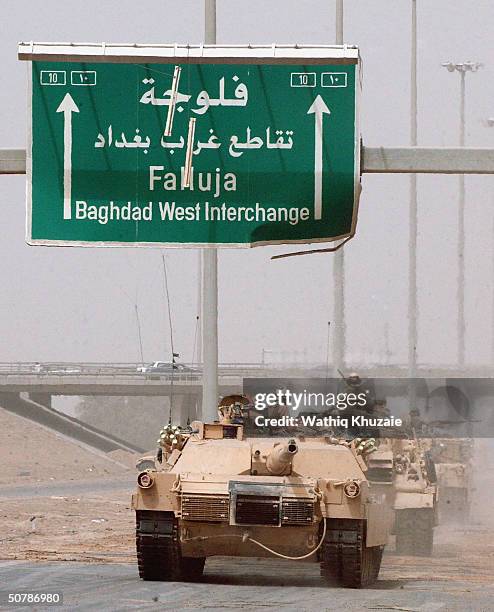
[347,372,362,389]
[341,371,375,414]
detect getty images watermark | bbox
[251,388,403,429]
[242,377,494,438]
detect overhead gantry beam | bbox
[0,149,26,174]
[2,146,494,175]
[362,146,494,175]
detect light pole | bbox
[492,210,494,366]
[333,0,345,374]
[441,61,483,368]
[409,0,418,404]
[486,117,494,365]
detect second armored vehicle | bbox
[431,438,473,522]
[368,437,438,556]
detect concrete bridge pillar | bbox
[28,392,52,409]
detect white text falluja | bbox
[139,75,248,115]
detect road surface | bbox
[0,555,492,612]
[0,477,134,500]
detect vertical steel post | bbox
[333,0,345,373]
[458,70,466,367]
[202,0,219,422]
[335,0,344,45]
[205,0,216,44]
[409,0,418,406]
[492,213,494,364]
[196,250,202,365]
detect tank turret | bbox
[266,439,298,475]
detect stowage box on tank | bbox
[132,420,393,587]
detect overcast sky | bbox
[1,0,493,367]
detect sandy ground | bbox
[0,406,136,562]
[0,406,135,485]
[0,490,134,563]
[1,487,494,592]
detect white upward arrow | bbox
[307,95,331,220]
[56,93,79,220]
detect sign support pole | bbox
[335,0,344,45]
[333,0,345,374]
[201,0,219,423]
[408,0,418,408]
[196,250,202,366]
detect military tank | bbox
[132,418,392,587]
[431,438,473,522]
[368,437,438,556]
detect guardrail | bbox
[0,362,490,380]
[0,361,310,376]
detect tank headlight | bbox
[137,471,155,489]
[343,481,360,498]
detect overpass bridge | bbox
[0,362,290,400]
[0,361,492,457]
[0,361,303,453]
[0,360,492,416]
[0,361,492,400]
[0,362,303,433]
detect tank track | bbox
[135,510,205,581]
[319,518,383,588]
[395,508,434,556]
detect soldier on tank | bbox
[333,372,387,438]
[341,372,376,414]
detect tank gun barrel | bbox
[266,439,298,475]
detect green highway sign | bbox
[21,44,361,247]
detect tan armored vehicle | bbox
[431,438,473,522]
[368,438,438,556]
[132,420,392,587]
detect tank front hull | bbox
[179,521,320,559]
